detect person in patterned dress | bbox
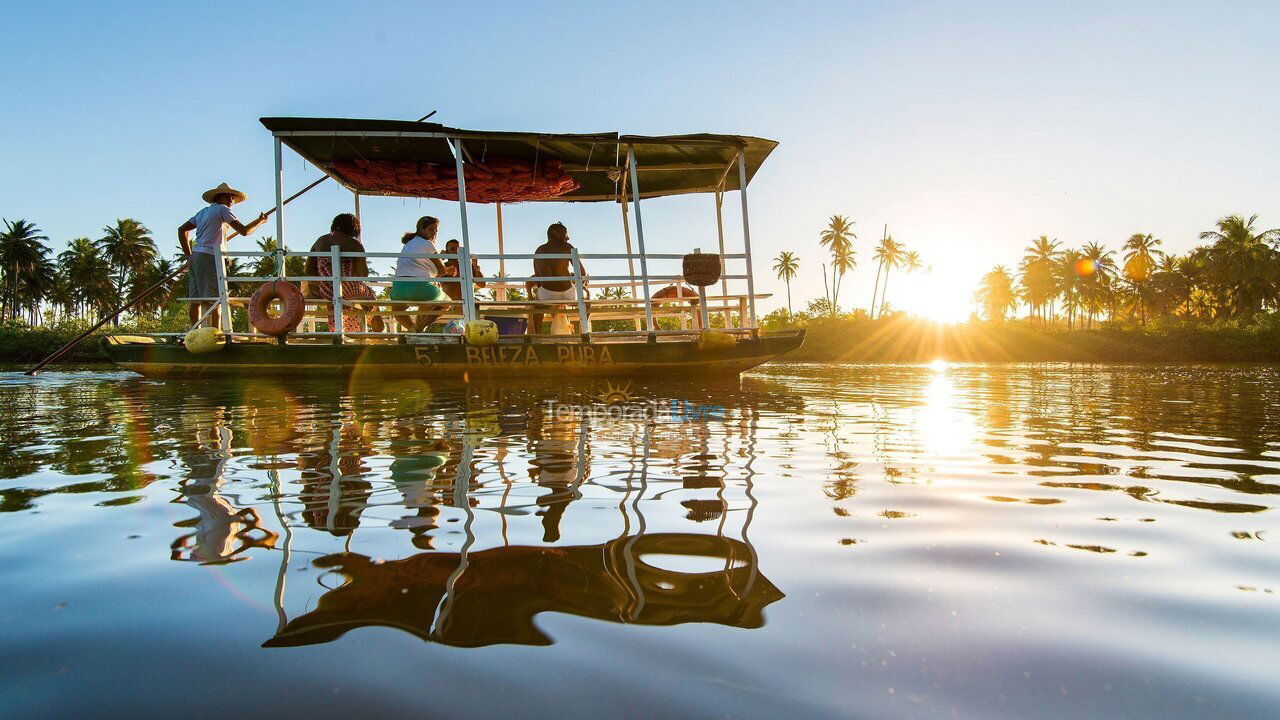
[305,213,384,333]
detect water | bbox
[1,363,1277,719]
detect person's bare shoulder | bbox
[534,241,555,254]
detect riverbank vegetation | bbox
[761,309,1280,362]
[4,211,1280,364]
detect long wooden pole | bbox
[24,175,327,375]
[26,110,440,375]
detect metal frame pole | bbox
[571,246,590,338]
[694,247,711,331]
[495,202,507,301]
[452,138,478,323]
[737,148,757,328]
[273,137,285,250]
[619,165,638,299]
[214,245,232,334]
[330,245,343,337]
[620,168,641,330]
[715,187,728,325]
[353,192,361,222]
[626,146,655,332]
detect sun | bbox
[892,246,983,323]
[594,381,632,405]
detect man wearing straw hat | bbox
[178,182,268,329]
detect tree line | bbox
[0,217,306,327]
[975,214,1280,326]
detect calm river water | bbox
[1,363,1277,719]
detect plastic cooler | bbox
[485,316,528,335]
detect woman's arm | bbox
[348,238,369,276]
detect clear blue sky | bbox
[2,0,1277,318]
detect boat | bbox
[103,116,804,378]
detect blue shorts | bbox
[188,251,219,299]
[390,280,443,302]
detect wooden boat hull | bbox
[101,331,804,378]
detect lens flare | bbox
[1074,258,1096,277]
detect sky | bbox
[2,0,1278,321]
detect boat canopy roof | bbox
[260,116,777,203]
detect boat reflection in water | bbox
[266,532,777,648]
[157,377,785,649]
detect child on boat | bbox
[441,238,487,301]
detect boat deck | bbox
[103,329,805,379]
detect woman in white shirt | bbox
[392,216,449,332]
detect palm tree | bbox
[874,237,906,317]
[1198,214,1280,316]
[254,236,281,278]
[975,265,1018,321]
[97,218,157,324]
[830,248,855,313]
[1077,242,1116,328]
[58,238,114,320]
[772,251,799,314]
[819,215,856,310]
[903,250,922,275]
[1054,249,1085,329]
[19,253,56,324]
[869,226,887,317]
[1177,250,1213,318]
[1020,236,1061,323]
[130,257,178,317]
[1121,233,1164,325]
[0,219,51,322]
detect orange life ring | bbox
[249,280,305,337]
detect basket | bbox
[683,252,722,287]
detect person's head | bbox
[213,193,234,206]
[331,213,360,238]
[402,216,440,243]
[445,239,460,253]
[547,222,569,242]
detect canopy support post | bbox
[626,146,655,333]
[273,137,285,250]
[620,163,638,300]
[620,168,641,330]
[495,203,507,301]
[737,148,757,328]
[452,138,479,323]
[715,187,728,325]
[330,245,343,339]
[214,245,232,334]
[571,246,590,339]
[353,192,360,222]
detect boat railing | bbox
[186,245,768,342]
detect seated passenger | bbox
[441,238,486,302]
[391,216,448,332]
[527,222,587,334]
[306,213,384,333]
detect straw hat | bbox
[202,182,247,204]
